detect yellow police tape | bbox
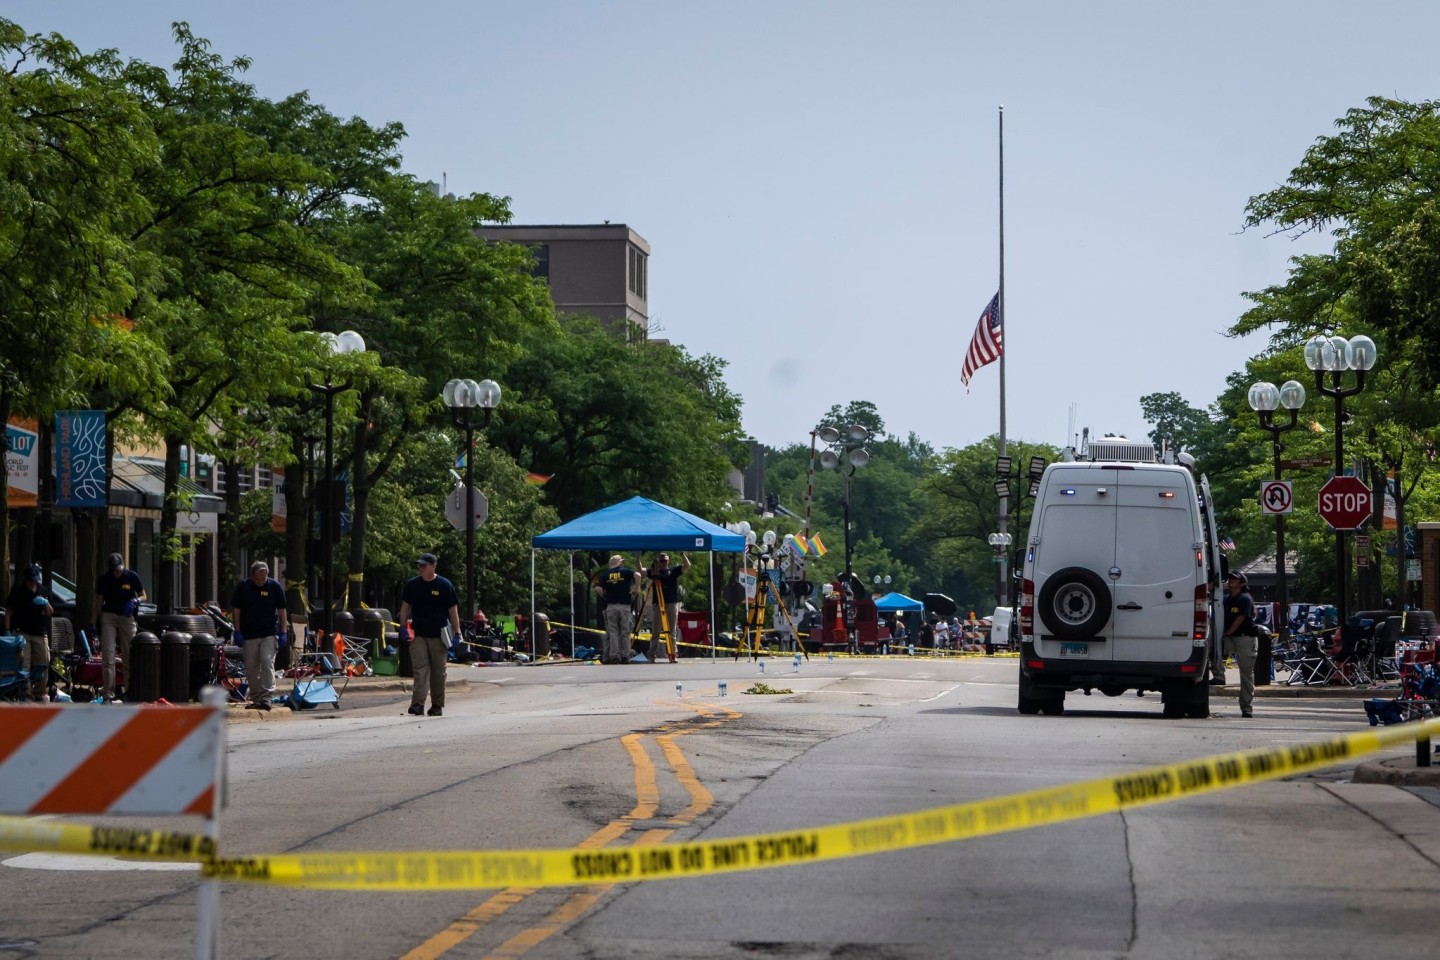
[4,717,1437,888]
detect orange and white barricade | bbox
[0,688,227,959]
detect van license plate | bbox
[1059,642,1088,658]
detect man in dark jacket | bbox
[5,564,53,701]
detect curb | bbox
[1353,751,1440,786]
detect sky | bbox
[9,1,1439,453]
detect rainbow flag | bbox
[525,472,551,486]
[810,533,828,557]
[791,533,811,556]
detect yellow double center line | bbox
[402,700,739,960]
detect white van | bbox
[989,606,1014,650]
[1017,437,1222,718]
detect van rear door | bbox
[1109,471,1200,663]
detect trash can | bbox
[159,631,192,702]
[531,612,550,658]
[333,610,355,641]
[355,609,386,660]
[125,632,162,703]
[398,620,413,678]
[189,633,223,700]
[1256,630,1273,687]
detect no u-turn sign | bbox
[1259,480,1293,515]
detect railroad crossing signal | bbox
[1317,475,1372,530]
[1259,480,1293,515]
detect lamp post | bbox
[1247,379,1307,654]
[1303,333,1377,629]
[443,377,501,628]
[308,330,367,652]
[818,423,871,649]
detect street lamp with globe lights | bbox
[1303,333,1377,628]
[817,424,872,648]
[1247,379,1307,655]
[443,377,502,630]
[309,330,367,651]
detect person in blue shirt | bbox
[399,553,461,717]
[5,564,53,701]
[94,552,145,702]
[230,561,289,711]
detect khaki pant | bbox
[1221,633,1258,714]
[100,611,137,700]
[410,635,447,708]
[603,605,633,662]
[243,634,279,705]
[21,631,50,701]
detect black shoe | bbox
[258,701,272,712]
[427,705,443,717]
[245,702,263,710]
[1241,711,1254,718]
[1208,678,1225,686]
[408,703,425,716]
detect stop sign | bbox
[1318,475,1372,530]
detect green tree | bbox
[488,315,746,521]
[0,20,160,594]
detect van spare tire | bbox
[1037,567,1111,639]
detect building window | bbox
[531,243,549,281]
[628,245,647,298]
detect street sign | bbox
[444,483,489,531]
[1355,534,1371,567]
[1259,480,1293,515]
[1279,456,1333,469]
[1317,475,1372,530]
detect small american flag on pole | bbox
[960,293,1003,390]
[1219,536,1236,552]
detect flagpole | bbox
[997,105,1008,609]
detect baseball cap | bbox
[23,563,41,582]
[417,553,437,565]
[1226,571,1247,584]
[107,552,124,570]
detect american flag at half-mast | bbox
[960,292,1003,390]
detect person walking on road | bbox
[644,552,690,660]
[94,552,145,702]
[399,553,461,716]
[1217,571,1258,718]
[229,561,289,711]
[6,564,53,701]
[594,555,639,663]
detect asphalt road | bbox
[3,656,1438,959]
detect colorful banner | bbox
[4,418,39,508]
[55,411,108,508]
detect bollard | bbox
[718,679,728,697]
[675,683,683,698]
[792,654,801,673]
[908,643,915,656]
[758,660,766,675]
[827,652,834,663]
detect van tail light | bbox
[1019,579,1034,636]
[1193,583,1208,640]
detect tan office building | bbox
[476,224,650,339]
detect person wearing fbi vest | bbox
[94,552,145,702]
[593,555,639,664]
[230,561,289,711]
[399,552,462,716]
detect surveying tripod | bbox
[737,574,806,661]
[630,567,676,662]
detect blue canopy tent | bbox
[530,497,746,656]
[873,591,924,613]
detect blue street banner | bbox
[55,410,108,508]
